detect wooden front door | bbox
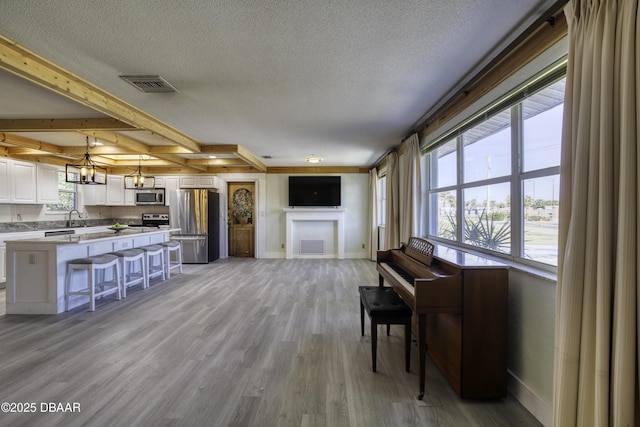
[228,182,255,257]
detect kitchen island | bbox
[5,228,178,314]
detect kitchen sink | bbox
[44,229,76,237]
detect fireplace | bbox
[284,208,345,259]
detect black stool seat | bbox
[360,286,412,317]
[359,286,412,373]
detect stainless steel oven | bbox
[135,188,165,205]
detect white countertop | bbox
[8,228,180,245]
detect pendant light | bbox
[125,155,155,189]
[65,136,107,184]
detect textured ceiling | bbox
[0,0,560,168]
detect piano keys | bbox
[377,237,509,399]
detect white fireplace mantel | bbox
[284,208,345,259]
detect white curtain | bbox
[368,167,378,260]
[398,133,422,243]
[553,1,639,426]
[384,151,400,249]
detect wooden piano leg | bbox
[417,313,426,400]
[378,274,384,287]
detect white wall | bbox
[265,173,369,258]
[508,269,556,426]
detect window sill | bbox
[428,239,557,284]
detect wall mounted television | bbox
[288,176,341,207]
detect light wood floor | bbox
[0,258,542,427]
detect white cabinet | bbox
[83,185,106,205]
[84,175,137,206]
[0,231,44,284]
[36,164,60,204]
[124,188,136,206]
[179,175,217,188]
[107,176,136,206]
[81,173,107,205]
[1,160,65,205]
[179,176,197,188]
[160,176,179,205]
[0,159,10,203]
[9,160,37,204]
[106,176,125,205]
[196,176,216,187]
[0,244,6,284]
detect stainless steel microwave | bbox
[135,188,165,205]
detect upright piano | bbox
[377,237,508,399]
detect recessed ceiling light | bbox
[208,155,217,159]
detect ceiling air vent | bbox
[119,75,178,93]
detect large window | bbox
[427,74,564,269]
[45,170,77,211]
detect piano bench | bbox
[359,286,412,373]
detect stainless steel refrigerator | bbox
[169,189,220,263]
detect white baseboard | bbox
[508,371,552,426]
[264,251,286,259]
[344,252,368,259]
[263,252,368,259]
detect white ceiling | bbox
[0,0,560,168]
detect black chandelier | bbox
[124,155,155,189]
[65,136,107,185]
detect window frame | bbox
[45,169,78,213]
[425,61,566,273]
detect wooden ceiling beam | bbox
[111,159,173,167]
[86,155,117,166]
[148,145,193,155]
[208,167,261,174]
[80,130,208,172]
[201,144,241,155]
[60,145,141,156]
[0,131,258,173]
[185,158,248,166]
[0,35,202,153]
[148,144,243,155]
[234,145,267,172]
[113,167,197,175]
[0,118,137,132]
[8,154,69,167]
[5,147,50,156]
[148,143,265,170]
[266,166,369,174]
[0,132,63,154]
[80,130,151,153]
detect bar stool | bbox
[141,245,165,284]
[113,248,147,297]
[65,254,121,312]
[160,240,183,279]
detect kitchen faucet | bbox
[67,209,81,227]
